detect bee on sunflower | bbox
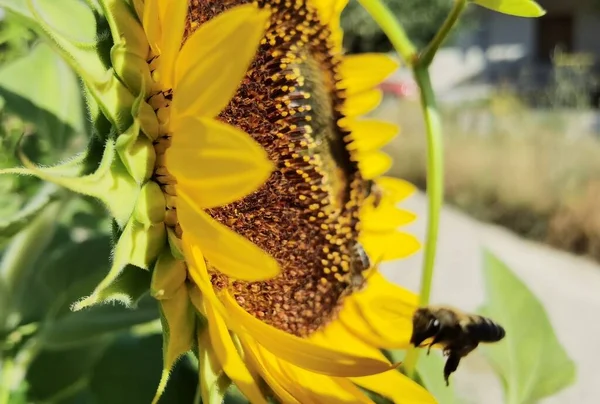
[0,0,545,402]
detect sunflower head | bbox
[1,0,431,402]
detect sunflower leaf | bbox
[479,250,576,404]
[415,352,461,404]
[0,182,60,247]
[0,43,84,146]
[38,295,158,350]
[471,0,546,17]
[88,334,197,404]
[0,0,138,132]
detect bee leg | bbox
[427,334,444,355]
[443,352,462,386]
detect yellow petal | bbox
[204,300,268,404]
[310,319,389,363]
[341,54,398,95]
[376,176,417,203]
[154,0,187,88]
[338,298,396,348]
[173,5,270,119]
[132,0,144,22]
[221,292,393,377]
[312,0,348,25]
[346,120,398,153]
[358,151,392,180]
[344,89,383,117]
[167,117,273,208]
[178,191,280,281]
[352,370,436,404]
[361,203,416,232]
[142,0,161,55]
[343,272,417,349]
[360,230,420,262]
[243,341,310,404]
[245,340,370,404]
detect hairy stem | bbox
[402,66,444,378]
[419,0,467,66]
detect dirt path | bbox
[383,192,600,404]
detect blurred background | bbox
[349,0,600,403]
[1,0,599,403]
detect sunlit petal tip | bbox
[341,53,400,95]
[344,89,383,117]
[361,231,421,263]
[358,151,393,180]
[376,176,418,203]
[347,119,399,153]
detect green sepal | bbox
[1,139,140,227]
[115,127,156,184]
[151,248,187,300]
[111,44,153,97]
[129,221,167,269]
[71,264,151,311]
[198,326,232,404]
[135,182,166,226]
[72,218,165,310]
[152,284,196,404]
[100,0,151,95]
[167,228,185,260]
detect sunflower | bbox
[136,0,435,401]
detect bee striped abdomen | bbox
[467,316,506,342]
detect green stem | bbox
[419,0,467,67]
[357,0,417,64]
[402,67,444,378]
[413,67,443,309]
[358,0,464,379]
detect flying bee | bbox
[410,305,506,385]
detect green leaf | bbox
[15,235,112,322]
[472,0,546,17]
[416,352,461,404]
[0,43,84,146]
[384,349,461,404]
[26,341,111,402]
[0,197,64,323]
[480,251,576,404]
[0,182,60,248]
[89,334,197,404]
[37,296,158,349]
[0,0,139,133]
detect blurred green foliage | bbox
[341,0,470,53]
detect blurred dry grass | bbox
[377,94,600,261]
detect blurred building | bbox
[434,0,600,107]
